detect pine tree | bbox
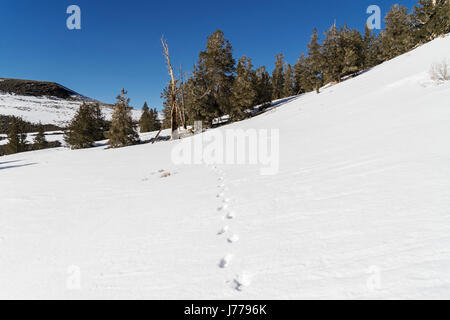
[64,102,106,149]
[107,89,139,148]
[412,0,450,42]
[181,78,196,127]
[294,54,307,94]
[380,4,414,61]
[283,63,295,97]
[6,117,27,155]
[272,53,285,100]
[161,83,183,129]
[161,85,173,129]
[139,102,151,133]
[321,24,343,83]
[298,57,315,93]
[91,103,108,141]
[362,24,381,69]
[341,26,364,77]
[307,28,324,93]
[149,108,161,131]
[189,30,236,126]
[231,56,257,120]
[33,124,48,150]
[253,66,272,108]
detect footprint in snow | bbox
[217,192,224,198]
[226,211,236,219]
[234,273,252,291]
[219,254,233,268]
[227,234,239,243]
[222,198,230,203]
[217,226,229,235]
[218,204,229,211]
[218,184,228,191]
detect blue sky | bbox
[0,0,418,110]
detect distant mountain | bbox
[0,78,141,126]
[0,78,88,100]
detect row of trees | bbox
[295,0,449,92]
[64,90,141,149]
[161,30,274,128]
[4,91,161,154]
[161,0,449,126]
[1,117,59,156]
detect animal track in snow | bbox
[226,211,236,219]
[217,192,225,198]
[217,226,229,235]
[219,254,233,268]
[233,273,252,291]
[227,234,239,243]
[217,185,229,192]
[218,204,229,211]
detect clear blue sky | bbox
[0,0,418,110]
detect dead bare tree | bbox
[161,36,180,139]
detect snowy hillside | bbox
[0,93,142,126]
[0,36,450,299]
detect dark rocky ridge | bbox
[0,78,85,100]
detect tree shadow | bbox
[0,160,22,166]
[150,135,171,144]
[0,162,37,171]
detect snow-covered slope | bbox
[0,36,450,299]
[0,93,142,126]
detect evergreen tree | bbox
[92,103,108,140]
[294,54,307,94]
[380,4,414,61]
[307,28,324,93]
[362,24,382,68]
[139,102,151,133]
[231,56,256,120]
[6,117,27,155]
[149,108,161,131]
[321,24,343,83]
[298,57,315,93]
[107,89,139,148]
[253,66,272,108]
[341,26,364,77]
[189,30,235,126]
[181,78,196,127]
[412,0,450,42]
[33,123,48,150]
[283,63,295,97]
[161,85,173,129]
[64,102,106,149]
[271,53,285,100]
[161,83,183,129]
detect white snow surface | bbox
[1,36,450,299]
[0,94,142,126]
